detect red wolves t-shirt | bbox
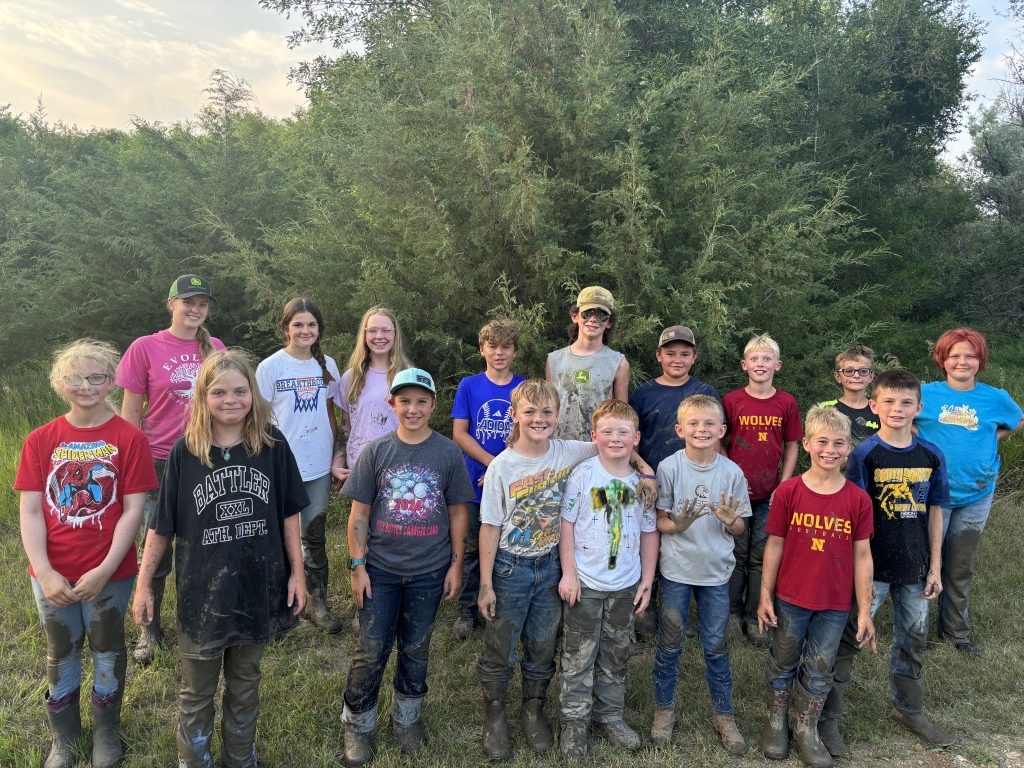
[723,388,803,500]
[15,415,158,582]
[764,476,873,611]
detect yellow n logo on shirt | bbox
[811,538,825,552]
[574,369,591,384]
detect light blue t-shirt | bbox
[915,380,1023,507]
[451,371,526,504]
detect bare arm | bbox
[852,538,876,651]
[444,502,469,599]
[73,491,147,602]
[121,389,145,429]
[997,415,1024,441]
[635,529,659,613]
[327,396,338,445]
[331,409,351,486]
[612,357,630,402]
[348,499,372,608]
[284,514,306,614]
[453,418,495,472]
[20,491,78,607]
[558,519,581,605]
[478,523,501,620]
[757,534,785,633]
[133,530,171,625]
[780,440,799,483]
[545,358,552,383]
[628,450,657,508]
[923,504,943,600]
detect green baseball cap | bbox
[389,368,437,396]
[169,274,213,300]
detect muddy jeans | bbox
[457,502,481,621]
[559,583,636,723]
[652,577,733,713]
[142,458,173,583]
[765,598,848,697]
[300,473,333,570]
[31,575,133,700]
[341,564,445,733]
[938,494,993,643]
[825,581,930,720]
[475,547,561,685]
[728,498,770,622]
[177,643,263,768]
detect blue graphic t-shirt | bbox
[915,381,1023,507]
[451,371,526,504]
[630,377,722,471]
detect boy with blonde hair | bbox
[757,406,875,768]
[650,395,751,753]
[820,345,879,453]
[723,334,803,645]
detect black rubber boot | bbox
[44,689,81,768]
[92,687,124,768]
[819,717,850,757]
[303,565,343,634]
[759,686,790,760]
[133,577,164,665]
[481,681,510,759]
[520,679,553,752]
[890,708,955,747]
[791,684,832,767]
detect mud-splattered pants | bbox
[728,498,771,622]
[938,494,993,643]
[559,583,636,723]
[31,575,133,703]
[141,458,173,594]
[765,598,848,697]
[476,548,561,685]
[652,577,734,713]
[300,473,333,570]
[457,502,482,621]
[341,564,445,733]
[177,643,263,768]
[825,581,930,720]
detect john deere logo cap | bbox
[389,368,437,396]
[169,274,213,300]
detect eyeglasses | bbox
[580,309,611,323]
[63,374,110,386]
[836,368,873,378]
[365,327,395,336]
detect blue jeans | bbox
[342,564,445,731]
[457,502,481,620]
[475,547,562,683]
[765,598,848,697]
[31,575,135,700]
[300,473,333,570]
[939,493,993,642]
[728,498,770,622]
[825,581,931,718]
[652,577,734,713]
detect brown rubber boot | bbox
[481,681,510,759]
[714,713,748,755]
[819,717,850,757]
[791,684,833,767]
[133,578,164,665]
[890,709,955,747]
[91,687,125,768]
[44,689,81,768]
[759,686,790,760]
[650,705,676,747]
[303,565,343,634]
[343,728,372,767]
[520,679,553,752]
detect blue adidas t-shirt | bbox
[630,377,722,471]
[915,380,1023,507]
[451,372,526,504]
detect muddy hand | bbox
[668,497,709,533]
[711,492,742,527]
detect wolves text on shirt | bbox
[787,511,853,550]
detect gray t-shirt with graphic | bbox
[547,345,625,441]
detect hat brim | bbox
[172,291,214,299]
[389,383,436,396]
[577,303,612,314]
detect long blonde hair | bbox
[507,379,560,446]
[344,306,412,405]
[185,349,276,467]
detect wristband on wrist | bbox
[640,473,657,480]
[349,557,367,570]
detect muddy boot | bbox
[635,610,657,642]
[594,719,641,752]
[453,615,474,642]
[303,565,343,634]
[92,687,124,768]
[560,719,588,758]
[726,613,744,639]
[520,679,553,752]
[791,684,832,767]
[890,709,954,747]
[714,713,747,755]
[818,717,850,757]
[393,720,424,754]
[133,578,164,665]
[343,728,372,767]
[759,686,790,760]
[650,705,675,747]
[481,681,510,759]
[746,620,771,648]
[44,689,81,768]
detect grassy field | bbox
[1,368,1023,768]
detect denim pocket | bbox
[493,559,515,580]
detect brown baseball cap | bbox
[658,325,696,348]
[576,286,614,313]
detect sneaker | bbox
[594,719,641,752]
[453,616,474,642]
[890,709,955,747]
[746,620,771,648]
[560,720,588,758]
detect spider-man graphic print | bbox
[46,442,119,528]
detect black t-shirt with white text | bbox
[154,428,309,658]
[820,400,880,450]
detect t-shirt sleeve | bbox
[340,442,379,505]
[851,488,874,541]
[480,461,507,527]
[13,429,43,491]
[783,395,804,442]
[278,439,311,517]
[115,338,149,394]
[326,357,341,401]
[844,448,869,492]
[451,378,471,420]
[561,466,585,523]
[211,337,227,352]
[722,394,736,438]
[763,483,791,537]
[926,444,951,508]
[153,444,182,536]
[122,428,158,494]
[564,440,599,466]
[655,462,676,512]
[338,370,352,414]
[256,360,276,403]
[995,389,1024,429]
[729,467,753,517]
[444,443,478,505]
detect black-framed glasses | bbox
[836,368,873,377]
[63,374,110,386]
[580,308,611,322]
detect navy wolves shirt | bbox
[846,434,950,584]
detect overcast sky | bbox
[0,0,1017,160]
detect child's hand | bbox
[72,565,112,603]
[668,498,709,533]
[350,567,372,609]
[478,583,497,621]
[287,572,306,615]
[331,465,350,490]
[559,571,581,606]
[442,562,462,601]
[633,581,653,614]
[133,585,154,626]
[923,569,942,600]
[637,477,658,510]
[38,569,79,608]
[757,597,777,636]
[856,613,877,653]
[711,493,743,528]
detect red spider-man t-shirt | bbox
[15,415,158,582]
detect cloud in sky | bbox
[0,0,334,129]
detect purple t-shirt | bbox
[338,367,401,469]
[116,330,226,459]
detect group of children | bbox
[16,279,1022,768]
